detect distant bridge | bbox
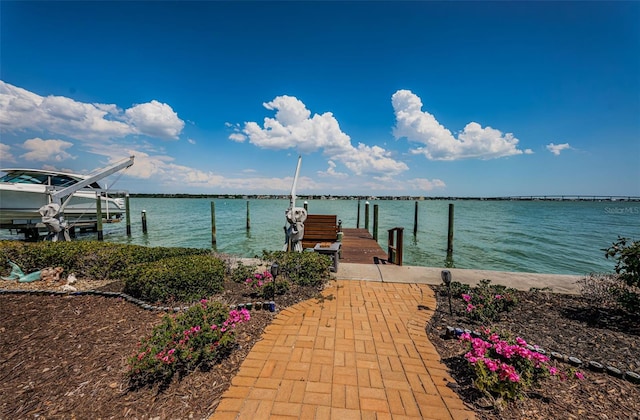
[487,195,640,202]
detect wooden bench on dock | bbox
[301,214,340,249]
[302,214,341,271]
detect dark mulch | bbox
[427,285,640,420]
[0,279,324,419]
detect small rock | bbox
[61,284,77,292]
[66,273,77,284]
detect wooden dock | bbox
[340,228,388,264]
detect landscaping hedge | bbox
[121,254,226,304]
[0,240,209,280]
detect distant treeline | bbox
[128,194,640,202]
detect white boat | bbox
[0,157,134,239]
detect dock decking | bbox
[339,228,388,264]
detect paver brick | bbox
[331,384,346,408]
[359,397,390,413]
[306,381,332,394]
[271,401,302,417]
[303,391,331,406]
[345,385,360,410]
[214,397,244,412]
[359,387,387,400]
[331,407,362,419]
[386,388,405,415]
[248,387,277,400]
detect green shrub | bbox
[261,250,331,287]
[605,237,640,287]
[128,300,250,388]
[603,237,640,313]
[0,240,209,280]
[122,254,225,304]
[442,281,471,297]
[230,260,258,283]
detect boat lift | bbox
[282,156,307,252]
[39,156,135,241]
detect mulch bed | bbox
[427,285,640,420]
[0,278,324,419]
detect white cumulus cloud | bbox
[0,81,184,141]
[317,160,348,179]
[407,178,447,191]
[21,137,75,162]
[231,95,408,177]
[546,142,571,156]
[125,100,184,140]
[392,89,526,160]
[0,143,16,164]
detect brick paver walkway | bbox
[210,280,475,419]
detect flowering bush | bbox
[459,279,517,322]
[128,299,250,388]
[245,270,290,299]
[245,271,273,289]
[459,328,580,400]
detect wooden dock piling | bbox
[125,193,131,236]
[365,201,370,230]
[373,204,379,241]
[246,201,250,230]
[141,210,148,234]
[387,227,404,266]
[447,203,454,257]
[96,195,103,241]
[356,200,361,229]
[413,201,419,236]
[211,201,217,247]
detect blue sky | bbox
[1,1,638,196]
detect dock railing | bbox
[387,227,404,266]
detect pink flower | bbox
[466,303,475,312]
[575,371,584,380]
[462,294,472,302]
[484,358,498,372]
[508,372,520,382]
[168,348,176,355]
[548,366,558,375]
[494,294,503,299]
[211,324,217,330]
[464,352,478,364]
[515,337,527,347]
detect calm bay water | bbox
[3,198,639,275]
